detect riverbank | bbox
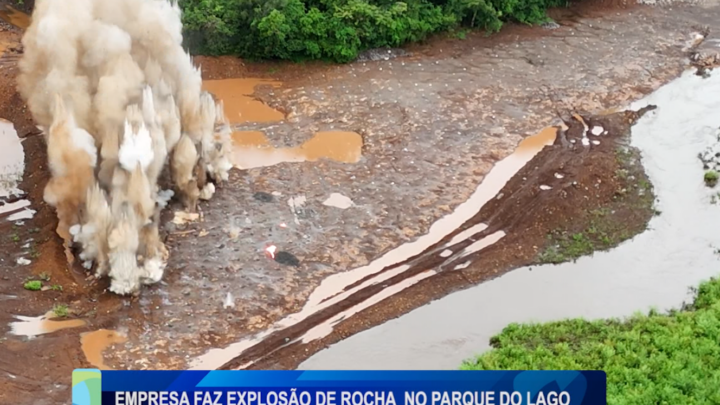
[462,274,720,403]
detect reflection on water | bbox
[202,78,284,124]
[231,130,363,169]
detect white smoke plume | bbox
[18,0,233,295]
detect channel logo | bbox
[73,369,102,405]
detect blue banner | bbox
[73,370,606,405]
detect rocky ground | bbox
[1,0,720,404]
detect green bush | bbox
[460,276,720,404]
[179,0,569,62]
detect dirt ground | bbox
[1,0,720,403]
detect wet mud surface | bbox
[1,0,720,403]
[237,106,658,370]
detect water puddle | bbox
[9,311,86,337]
[299,270,437,344]
[203,78,364,169]
[457,230,506,259]
[299,68,720,370]
[202,79,284,124]
[80,329,128,370]
[0,5,31,30]
[231,131,363,169]
[190,126,557,369]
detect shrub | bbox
[461,276,720,404]
[704,170,718,187]
[179,0,569,62]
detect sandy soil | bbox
[1,0,719,403]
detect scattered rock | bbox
[172,211,199,225]
[223,292,235,309]
[323,193,354,209]
[253,192,274,203]
[275,251,300,267]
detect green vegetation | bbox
[180,0,568,62]
[38,272,51,282]
[50,284,63,291]
[538,145,655,265]
[23,280,41,291]
[704,170,719,187]
[52,304,69,318]
[537,208,635,264]
[461,276,720,404]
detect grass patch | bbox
[23,280,41,291]
[538,231,594,264]
[460,276,720,404]
[538,145,654,265]
[52,304,69,318]
[538,210,636,264]
[704,170,719,187]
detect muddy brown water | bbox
[189,126,557,369]
[202,79,284,124]
[204,78,364,169]
[231,130,363,170]
[299,68,720,370]
[80,329,128,370]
